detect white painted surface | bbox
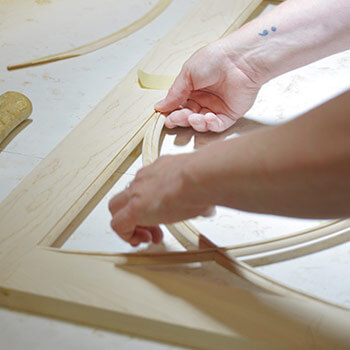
[0,0,349,349]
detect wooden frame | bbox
[1,1,350,349]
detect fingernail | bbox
[130,237,139,246]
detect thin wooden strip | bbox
[197,234,349,310]
[216,251,350,311]
[243,227,350,266]
[40,246,217,266]
[225,219,349,254]
[163,208,350,310]
[7,0,172,71]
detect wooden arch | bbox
[7,0,172,71]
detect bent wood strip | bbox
[7,0,172,71]
[198,234,349,310]
[142,88,350,311]
[242,226,350,266]
[40,224,350,268]
[41,246,217,265]
[142,111,350,262]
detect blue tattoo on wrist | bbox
[258,26,277,36]
[259,29,269,36]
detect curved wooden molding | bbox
[142,109,350,311]
[7,0,172,71]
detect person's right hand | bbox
[155,39,262,133]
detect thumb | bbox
[155,67,192,112]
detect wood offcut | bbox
[0,91,32,144]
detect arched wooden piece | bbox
[141,109,350,311]
[7,0,172,71]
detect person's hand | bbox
[155,39,262,133]
[108,154,214,246]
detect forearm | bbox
[219,0,350,84]
[187,90,350,218]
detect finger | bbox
[155,68,192,112]
[129,228,153,247]
[129,226,163,246]
[108,189,130,215]
[204,112,238,133]
[110,203,137,241]
[188,108,211,132]
[145,225,163,244]
[188,113,208,132]
[165,108,192,128]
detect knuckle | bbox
[135,168,144,178]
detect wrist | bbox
[181,150,218,207]
[214,36,268,88]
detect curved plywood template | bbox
[7,0,172,71]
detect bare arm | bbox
[108,90,350,245]
[189,90,350,218]
[155,0,350,132]
[224,0,350,84]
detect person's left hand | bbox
[108,153,214,246]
